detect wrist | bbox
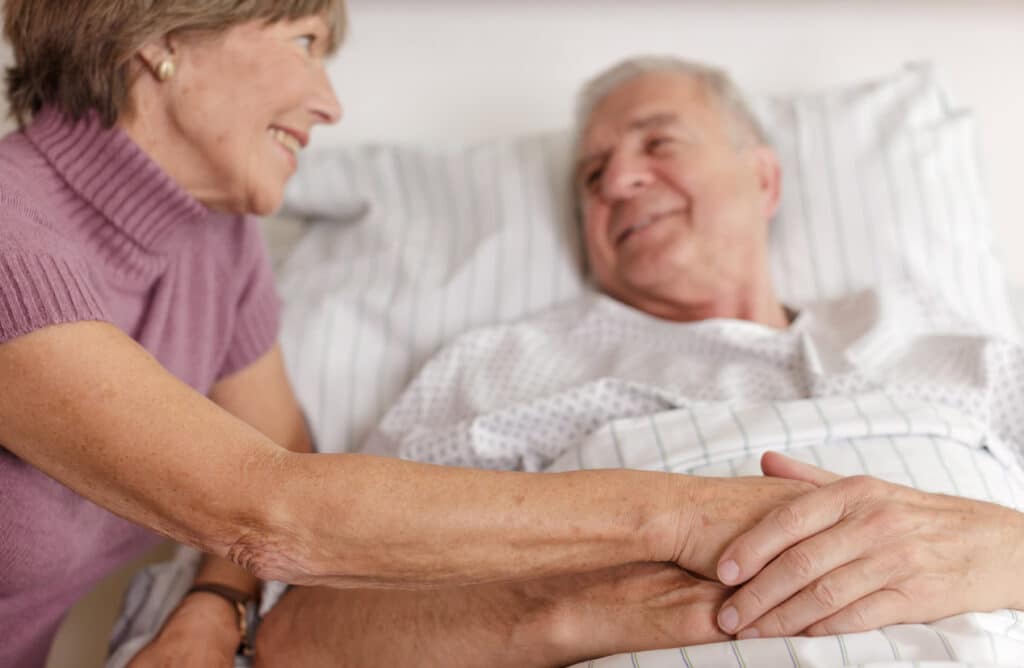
[641,472,699,566]
[182,583,257,653]
[1007,508,1024,610]
[512,578,585,667]
[174,593,244,640]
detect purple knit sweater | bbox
[0,108,282,667]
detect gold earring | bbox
[156,59,175,82]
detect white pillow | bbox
[278,63,1016,454]
[755,63,1015,335]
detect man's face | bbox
[576,72,780,315]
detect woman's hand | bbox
[714,452,1024,638]
[127,592,240,668]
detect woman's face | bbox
[128,15,341,215]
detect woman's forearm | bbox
[248,452,679,587]
[0,322,675,587]
[2,322,806,589]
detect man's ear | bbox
[752,145,782,221]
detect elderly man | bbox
[250,57,1024,666]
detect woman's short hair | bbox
[3,0,348,128]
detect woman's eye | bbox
[584,168,604,191]
[295,34,315,52]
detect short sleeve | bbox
[217,217,283,379]
[0,201,111,345]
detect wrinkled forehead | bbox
[577,71,720,159]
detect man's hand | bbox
[537,562,732,664]
[256,563,731,668]
[668,475,815,579]
[714,451,1024,638]
[127,593,239,668]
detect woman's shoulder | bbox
[0,131,66,246]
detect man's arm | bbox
[254,562,732,668]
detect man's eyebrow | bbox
[628,112,680,132]
[575,112,682,177]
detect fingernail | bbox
[718,559,740,583]
[737,627,760,640]
[718,606,739,633]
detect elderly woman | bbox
[0,1,814,665]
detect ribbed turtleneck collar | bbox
[24,106,209,252]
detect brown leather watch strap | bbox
[185,583,255,656]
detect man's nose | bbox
[600,153,653,201]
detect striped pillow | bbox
[278,63,1015,454]
[757,63,1015,336]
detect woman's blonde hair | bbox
[3,0,348,128]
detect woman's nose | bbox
[309,67,342,125]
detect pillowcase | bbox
[754,63,1015,336]
[277,63,1016,454]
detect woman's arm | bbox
[0,321,808,587]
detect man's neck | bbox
[614,275,791,329]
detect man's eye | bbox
[584,169,603,190]
[295,35,316,52]
[646,137,674,153]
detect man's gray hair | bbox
[575,56,769,150]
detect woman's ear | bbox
[135,38,175,81]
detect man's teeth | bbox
[269,128,301,156]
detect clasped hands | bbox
[710,451,1024,640]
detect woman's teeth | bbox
[269,128,301,156]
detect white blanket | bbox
[109,286,1024,667]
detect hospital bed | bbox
[19,0,1024,665]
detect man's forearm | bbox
[254,581,561,668]
[254,562,734,667]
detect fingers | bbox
[724,558,883,638]
[760,451,840,486]
[805,590,910,636]
[717,477,859,587]
[716,519,866,635]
